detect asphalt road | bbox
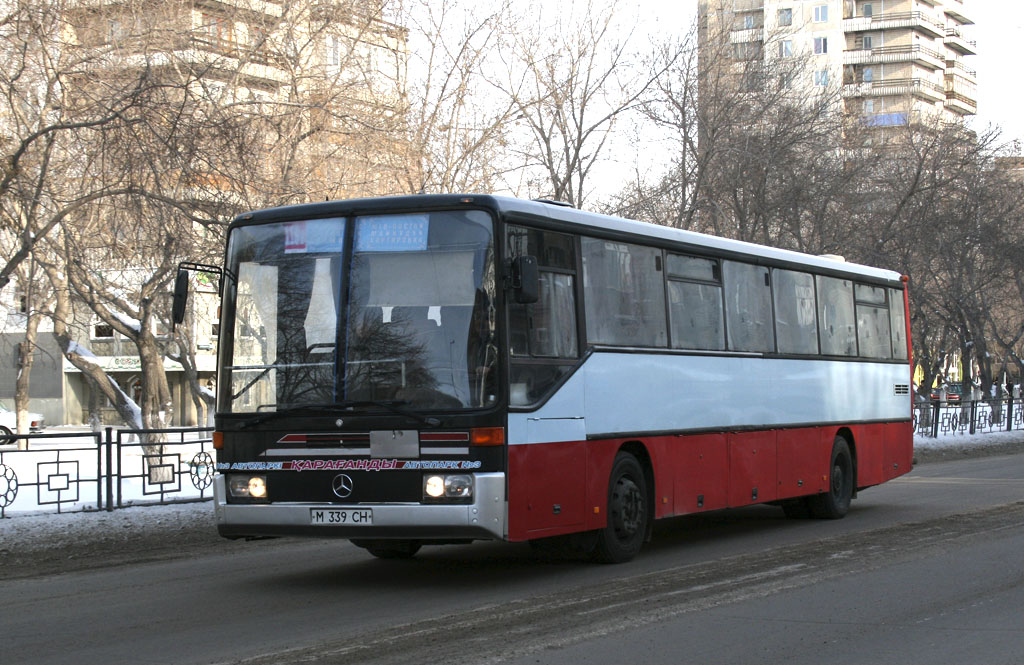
[2,453,1023,665]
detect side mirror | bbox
[172,269,189,326]
[513,256,540,304]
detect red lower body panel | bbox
[506,421,911,542]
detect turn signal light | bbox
[213,431,224,450]
[470,427,504,446]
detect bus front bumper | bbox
[213,473,507,541]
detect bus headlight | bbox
[228,474,269,502]
[423,474,473,501]
[424,475,445,498]
[248,476,268,498]
[444,474,473,498]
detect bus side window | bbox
[723,261,774,353]
[508,274,578,358]
[817,276,857,356]
[507,225,580,406]
[581,238,667,348]
[773,269,818,355]
[889,288,908,360]
[854,284,892,359]
[507,226,578,359]
[666,254,725,351]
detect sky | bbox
[968,2,1024,148]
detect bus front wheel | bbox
[592,452,648,564]
[809,437,853,519]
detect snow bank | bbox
[0,501,214,554]
[914,429,1024,450]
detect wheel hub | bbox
[613,477,644,537]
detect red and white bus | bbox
[176,194,912,563]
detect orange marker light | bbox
[213,431,224,450]
[470,427,505,446]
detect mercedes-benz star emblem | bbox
[332,473,354,499]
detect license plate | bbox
[310,508,373,525]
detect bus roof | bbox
[232,194,904,285]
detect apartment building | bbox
[699,0,977,126]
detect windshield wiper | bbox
[236,400,440,429]
[334,400,442,428]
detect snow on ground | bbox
[0,499,235,580]
[913,429,1024,450]
[0,501,217,556]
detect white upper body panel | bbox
[508,351,910,445]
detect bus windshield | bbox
[221,209,497,414]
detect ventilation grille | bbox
[894,384,910,396]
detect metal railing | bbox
[0,427,214,518]
[846,44,945,61]
[946,60,977,79]
[843,77,946,99]
[914,398,1024,438]
[843,10,945,34]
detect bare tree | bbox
[496,0,668,208]
[5,257,54,446]
[0,0,177,434]
[395,0,518,194]
[0,0,414,432]
[612,14,854,252]
[0,0,163,288]
[853,123,1010,396]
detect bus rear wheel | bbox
[809,437,853,519]
[592,452,648,564]
[351,539,422,559]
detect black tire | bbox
[592,452,648,564]
[808,437,853,519]
[351,539,422,559]
[0,426,13,445]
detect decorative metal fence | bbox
[0,427,214,518]
[913,398,1024,437]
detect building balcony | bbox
[945,59,976,82]
[944,92,977,116]
[943,0,974,26]
[193,0,284,18]
[843,44,945,70]
[122,41,291,87]
[944,27,977,55]
[842,77,946,103]
[944,74,977,115]
[730,27,764,43]
[189,36,291,68]
[841,11,945,38]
